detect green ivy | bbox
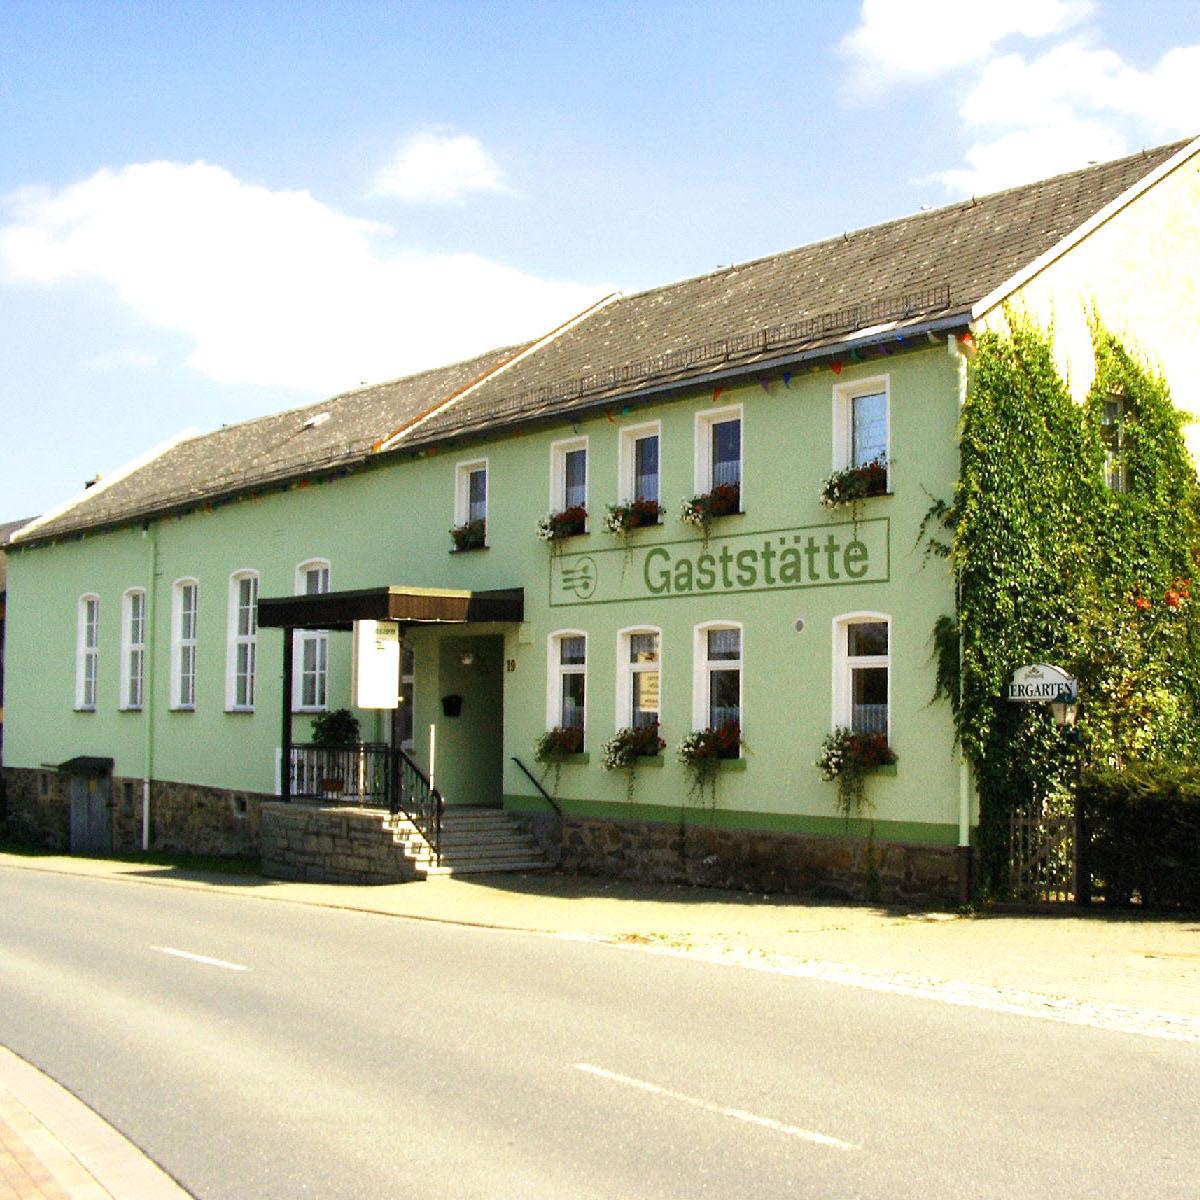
[930,317,1200,893]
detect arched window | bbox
[294,559,330,711]
[75,594,100,711]
[171,579,199,710]
[833,612,891,739]
[226,570,259,710]
[692,622,742,750]
[616,626,662,731]
[120,588,146,710]
[547,631,587,735]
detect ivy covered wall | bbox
[932,319,1200,892]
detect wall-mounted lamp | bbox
[460,651,477,667]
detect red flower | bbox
[1134,596,1152,610]
[1165,591,1181,609]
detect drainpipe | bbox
[142,522,160,850]
[948,334,974,897]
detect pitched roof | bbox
[410,140,1192,443]
[23,343,527,542]
[0,518,35,592]
[18,138,1195,544]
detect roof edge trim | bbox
[374,291,621,453]
[10,427,203,544]
[971,135,1200,321]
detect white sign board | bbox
[352,620,400,709]
[1007,663,1078,703]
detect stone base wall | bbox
[260,802,422,884]
[1,766,70,850]
[559,815,970,906]
[1,766,266,859]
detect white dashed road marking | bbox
[573,1062,859,1150]
[151,946,249,972]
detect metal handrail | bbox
[511,756,563,819]
[287,742,443,863]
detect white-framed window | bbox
[547,631,587,733]
[694,405,743,501]
[120,588,146,710]
[833,612,891,739]
[454,458,488,542]
[1101,394,1128,493]
[171,579,199,710]
[75,594,100,711]
[692,623,742,743]
[833,375,891,483]
[294,559,330,711]
[226,570,259,711]
[617,627,661,730]
[618,421,661,507]
[550,436,588,518]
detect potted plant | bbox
[819,456,889,509]
[681,483,741,543]
[450,519,487,551]
[536,505,588,542]
[815,726,896,818]
[604,498,665,536]
[311,708,360,796]
[534,725,586,794]
[602,722,665,801]
[678,720,742,807]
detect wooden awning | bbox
[257,586,524,631]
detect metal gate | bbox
[1009,803,1077,903]
[69,772,112,855]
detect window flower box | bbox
[535,725,585,761]
[450,519,487,551]
[601,722,665,770]
[681,483,741,530]
[537,505,588,541]
[604,499,665,535]
[816,727,897,818]
[819,457,889,509]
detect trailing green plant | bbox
[536,506,588,542]
[681,483,740,544]
[604,499,664,535]
[677,721,741,809]
[534,725,585,796]
[310,708,360,747]
[602,722,665,802]
[815,727,896,819]
[924,316,1200,894]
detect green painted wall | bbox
[4,345,964,836]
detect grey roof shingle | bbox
[411,141,1190,442]
[18,139,1193,544]
[23,343,526,542]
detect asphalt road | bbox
[1,866,1197,1200]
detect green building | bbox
[4,139,1199,902]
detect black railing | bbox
[510,756,563,818]
[288,743,443,862]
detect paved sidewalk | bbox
[0,1046,190,1200]
[3,848,1198,1022]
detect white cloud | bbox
[963,40,1200,135]
[372,131,509,203]
[934,38,1200,194]
[840,0,1093,95]
[934,120,1129,196]
[87,347,160,372]
[0,161,607,394]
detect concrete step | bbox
[421,860,552,875]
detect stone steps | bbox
[387,805,551,876]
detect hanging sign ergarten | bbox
[1006,663,1079,703]
[550,518,889,607]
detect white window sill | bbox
[293,706,328,714]
[169,705,196,713]
[226,706,255,715]
[118,705,144,713]
[74,706,96,714]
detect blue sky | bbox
[1,0,1197,521]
